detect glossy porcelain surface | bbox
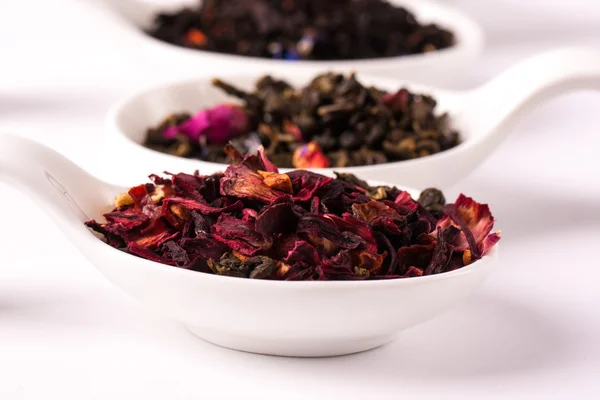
[0,134,497,357]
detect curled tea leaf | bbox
[417,188,446,218]
[244,256,277,279]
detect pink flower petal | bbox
[382,88,410,112]
[163,104,248,143]
[436,194,497,256]
[258,145,278,173]
[479,231,501,256]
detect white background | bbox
[1,0,599,398]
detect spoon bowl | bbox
[0,134,496,357]
[100,0,483,85]
[108,48,600,189]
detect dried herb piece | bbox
[436,194,500,261]
[148,0,454,61]
[244,256,277,279]
[86,151,500,281]
[417,188,446,218]
[144,72,459,168]
[208,252,248,277]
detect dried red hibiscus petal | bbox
[103,209,148,232]
[325,213,378,254]
[85,151,500,280]
[164,196,243,215]
[211,214,270,256]
[283,240,320,266]
[255,201,300,236]
[219,151,288,202]
[287,170,333,202]
[436,194,500,260]
[297,214,365,254]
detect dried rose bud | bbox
[292,142,330,169]
[283,120,303,142]
[164,103,248,144]
[382,88,410,112]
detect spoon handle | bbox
[458,48,600,147]
[0,135,107,231]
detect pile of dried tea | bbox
[148,0,454,60]
[86,148,500,281]
[144,73,459,168]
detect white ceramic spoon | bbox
[99,0,483,85]
[0,134,497,357]
[109,48,600,189]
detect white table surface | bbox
[1,0,599,398]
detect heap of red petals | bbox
[86,148,500,280]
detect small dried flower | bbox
[164,104,248,144]
[292,142,330,168]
